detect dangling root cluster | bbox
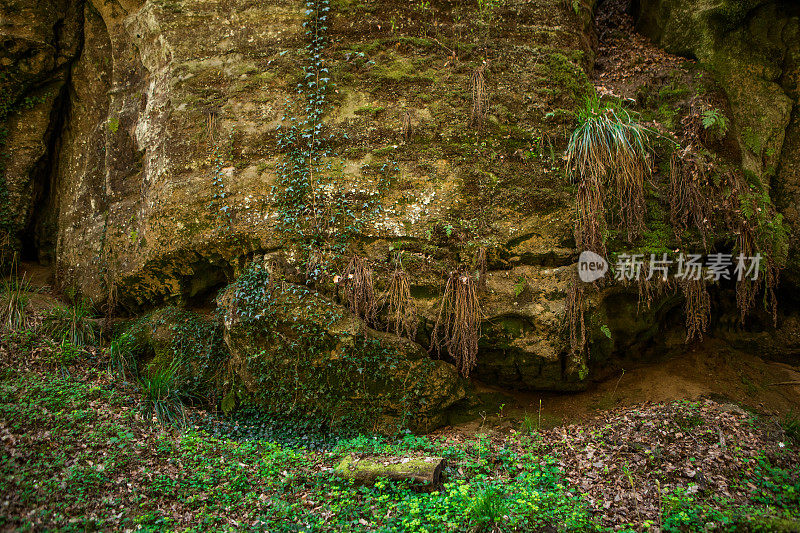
[574,177,608,257]
[470,61,489,129]
[732,192,784,326]
[384,266,418,340]
[669,146,712,248]
[565,274,587,358]
[474,246,488,293]
[635,264,673,313]
[430,269,481,377]
[340,256,376,324]
[680,278,710,342]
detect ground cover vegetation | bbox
[0,0,798,530]
[0,319,798,531]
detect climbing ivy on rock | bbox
[125,307,227,402]
[274,0,396,276]
[220,263,442,432]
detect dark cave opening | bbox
[183,262,232,310]
[18,72,77,265]
[19,84,68,265]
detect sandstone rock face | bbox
[2,0,796,406]
[1,0,603,392]
[0,0,83,260]
[634,0,800,277]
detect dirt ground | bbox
[449,338,800,434]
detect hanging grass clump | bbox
[566,95,655,251]
[430,269,481,377]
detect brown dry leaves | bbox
[537,400,797,529]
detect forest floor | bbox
[3,2,800,531]
[1,333,798,532]
[456,339,800,436]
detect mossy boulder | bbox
[126,306,227,399]
[217,266,470,434]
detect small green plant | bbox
[108,333,137,378]
[468,484,507,531]
[521,413,537,434]
[40,299,98,347]
[701,108,728,138]
[477,0,503,25]
[600,324,612,339]
[107,117,120,133]
[0,272,31,332]
[562,0,582,14]
[139,362,187,427]
[513,277,526,297]
[42,338,84,377]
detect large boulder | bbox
[217,265,470,433]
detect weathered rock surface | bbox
[634,0,800,275]
[0,0,83,260]
[1,0,604,392]
[1,0,798,409]
[218,270,469,433]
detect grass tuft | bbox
[0,273,32,332]
[108,333,137,379]
[40,299,98,347]
[567,95,655,250]
[468,484,507,531]
[139,362,187,428]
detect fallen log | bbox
[334,455,445,486]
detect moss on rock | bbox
[126,306,227,400]
[217,265,470,433]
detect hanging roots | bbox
[565,274,587,358]
[340,256,376,324]
[733,202,782,327]
[385,266,418,340]
[680,278,710,342]
[205,110,218,150]
[401,109,412,143]
[574,176,608,256]
[430,269,481,377]
[669,146,712,247]
[734,224,757,324]
[470,61,489,129]
[474,246,488,293]
[635,263,673,312]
